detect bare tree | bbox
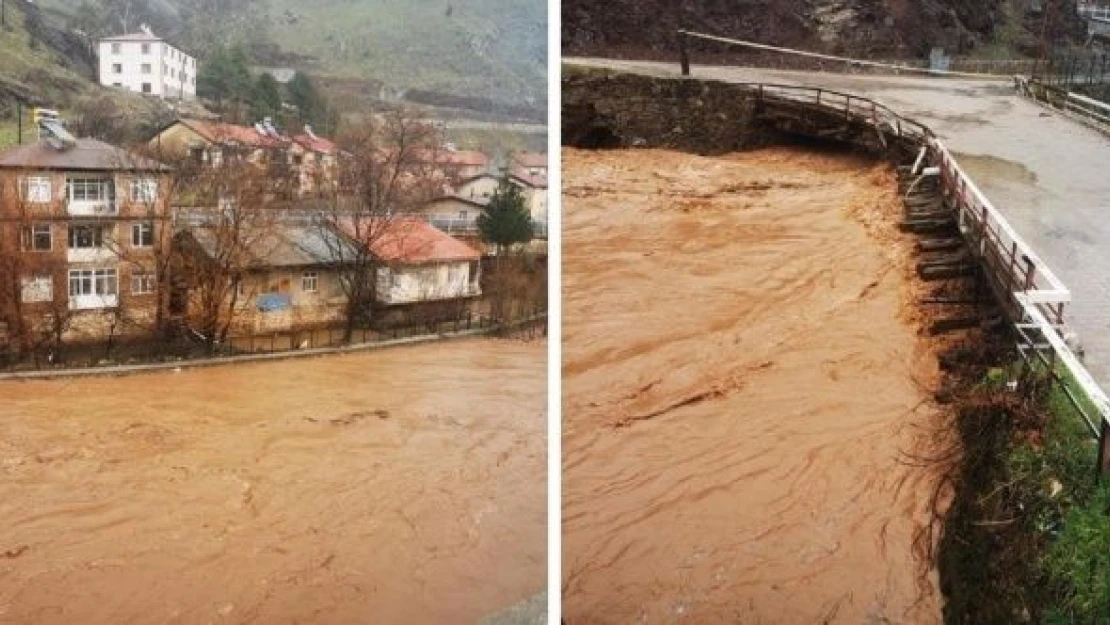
[170,157,281,353]
[0,170,79,366]
[312,108,448,342]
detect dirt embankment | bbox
[563,0,1084,60]
[0,339,546,625]
[562,146,945,623]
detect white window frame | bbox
[21,275,53,303]
[131,222,154,248]
[68,268,118,300]
[22,223,52,251]
[141,63,152,74]
[141,82,152,94]
[141,43,150,54]
[112,63,122,74]
[68,178,109,202]
[111,42,121,54]
[131,271,155,295]
[22,176,51,203]
[130,178,158,203]
[302,271,318,293]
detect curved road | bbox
[567,57,1110,388]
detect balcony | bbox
[67,247,117,264]
[69,294,119,311]
[66,200,118,217]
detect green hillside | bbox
[266,0,546,108]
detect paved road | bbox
[566,58,1110,388]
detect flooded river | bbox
[0,339,546,625]
[562,147,943,623]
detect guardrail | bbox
[1015,76,1110,134]
[667,35,1110,473]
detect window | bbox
[21,224,51,251]
[459,210,468,220]
[141,43,150,54]
[131,271,155,295]
[68,225,106,249]
[141,63,152,74]
[21,276,53,303]
[68,178,108,202]
[21,176,51,203]
[113,82,123,88]
[112,63,122,74]
[142,83,152,94]
[302,272,318,293]
[69,268,117,297]
[111,42,121,53]
[131,222,153,247]
[130,179,158,203]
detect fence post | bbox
[1099,418,1110,479]
[678,31,690,76]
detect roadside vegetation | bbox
[937,352,1110,624]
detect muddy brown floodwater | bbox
[563,147,944,623]
[0,339,545,625]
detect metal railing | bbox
[1015,76,1110,133]
[668,32,1110,470]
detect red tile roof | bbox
[293,134,337,154]
[413,148,489,167]
[343,217,480,264]
[177,119,286,149]
[512,152,547,169]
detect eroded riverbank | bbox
[0,338,546,624]
[562,146,944,623]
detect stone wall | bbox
[562,68,922,160]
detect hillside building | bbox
[98,27,197,100]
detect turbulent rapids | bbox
[562,146,944,623]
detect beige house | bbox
[454,171,549,223]
[174,225,351,334]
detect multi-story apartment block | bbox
[0,131,172,347]
[98,26,197,100]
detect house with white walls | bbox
[98,26,197,100]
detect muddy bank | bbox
[562,146,943,623]
[0,339,546,624]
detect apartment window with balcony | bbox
[69,268,118,301]
[21,276,53,303]
[130,179,158,203]
[68,225,106,250]
[131,271,155,295]
[21,176,51,203]
[111,43,121,53]
[141,63,152,74]
[131,222,154,247]
[21,224,52,251]
[302,272,318,293]
[112,63,122,74]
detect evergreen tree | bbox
[286,72,325,127]
[251,73,282,121]
[478,177,533,262]
[197,45,253,106]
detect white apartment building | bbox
[97,26,197,100]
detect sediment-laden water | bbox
[0,339,546,625]
[562,147,943,623]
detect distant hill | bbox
[32,0,547,120]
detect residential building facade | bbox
[0,137,171,347]
[98,27,197,100]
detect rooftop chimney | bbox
[304,124,318,140]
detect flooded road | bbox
[562,147,943,623]
[0,339,546,625]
